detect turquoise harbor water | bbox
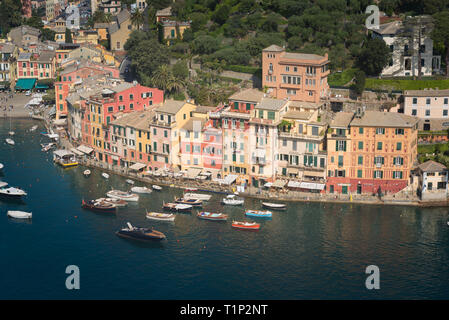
[1,119,449,299]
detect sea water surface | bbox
[1,119,449,299]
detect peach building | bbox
[262,45,330,103]
[326,110,419,195]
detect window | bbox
[358,156,363,165]
[359,127,364,134]
[374,170,383,179]
[396,142,402,151]
[336,140,346,151]
[445,98,448,105]
[267,111,275,120]
[377,142,383,150]
[395,128,404,135]
[444,110,448,117]
[413,97,417,104]
[426,109,430,116]
[358,141,363,150]
[393,171,403,179]
[426,98,431,105]
[376,128,385,134]
[412,109,417,116]
[338,155,344,167]
[357,169,362,178]
[246,103,251,110]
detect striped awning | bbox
[272,179,288,188]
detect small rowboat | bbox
[245,210,272,218]
[116,222,166,241]
[152,185,162,191]
[95,197,128,207]
[262,202,286,210]
[126,179,135,185]
[184,193,212,201]
[197,212,228,221]
[5,138,15,145]
[107,189,139,201]
[7,210,32,219]
[163,202,192,212]
[82,199,116,213]
[131,186,152,194]
[232,221,260,230]
[83,169,91,177]
[102,173,109,179]
[175,197,202,207]
[146,211,175,222]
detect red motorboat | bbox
[232,221,260,230]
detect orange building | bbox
[262,45,330,103]
[326,110,419,195]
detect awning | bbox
[299,182,325,190]
[35,83,49,89]
[53,149,74,158]
[53,118,67,126]
[129,162,146,171]
[287,180,301,188]
[272,179,288,188]
[222,174,238,185]
[287,168,299,175]
[77,145,94,154]
[70,148,84,156]
[15,78,36,90]
[186,167,202,179]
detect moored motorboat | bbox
[41,143,55,152]
[146,211,175,222]
[152,185,162,191]
[81,199,116,213]
[5,138,15,145]
[184,187,198,192]
[126,179,135,185]
[197,211,228,221]
[83,169,91,177]
[232,221,260,230]
[175,197,202,207]
[95,197,128,207]
[0,163,3,171]
[106,189,139,201]
[7,210,32,219]
[245,210,272,218]
[30,125,38,132]
[0,186,27,199]
[222,194,244,206]
[184,193,212,201]
[163,202,192,212]
[131,186,152,194]
[102,173,109,179]
[9,131,14,136]
[262,202,286,210]
[116,222,166,241]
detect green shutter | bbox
[357,169,362,178]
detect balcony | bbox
[279,131,324,141]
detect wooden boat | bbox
[0,186,27,199]
[262,202,286,210]
[106,189,139,202]
[83,169,91,177]
[146,211,175,222]
[245,210,272,218]
[222,194,244,206]
[163,202,192,212]
[232,221,260,230]
[184,193,212,201]
[175,197,202,207]
[5,138,15,145]
[197,211,228,221]
[82,199,116,213]
[95,197,128,207]
[126,179,135,185]
[152,185,162,191]
[7,210,32,219]
[102,173,109,179]
[116,222,166,241]
[131,186,152,194]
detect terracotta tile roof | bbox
[228,88,265,103]
[418,160,447,172]
[350,111,418,128]
[155,99,186,114]
[404,89,449,97]
[330,112,354,128]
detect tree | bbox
[212,4,230,25]
[432,11,449,77]
[150,64,172,92]
[65,28,73,43]
[131,9,144,31]
[172,60,189,80]
[0,0,22,36]
[351,70,366,97]
[191,35,220,54]
[356,38,391,76]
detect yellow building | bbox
[162,21,191,44]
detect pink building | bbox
[262,45,330,103]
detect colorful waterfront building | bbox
[222,88,265,185]
[149,100,197,171]
[55,60,120,119]
[326,110,419,195]
[277,101,328,184]
[0,42,19,89]
[262,45,330,103]
[16,51,56,81]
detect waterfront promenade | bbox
[0,92,33,118]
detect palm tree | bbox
[167,77,185,94]
[131,9,144,31]
[151,64,172,93]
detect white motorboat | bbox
[106,189,139,201]
[152,185,162,191]
[131,186,152,194]
[7,210,32,219]
[146,211,175,222]
[0,186,27,198]
[0,181,8,188]
[95,197,128,207]
[184,193,212,201]
[126,179,135,185]
[83,169,91,177]
[0,163,3,171]
[102,173,109,179]
[30,125,38,132]
[222,194,244,206]
[5,138,15,145]
[41,142,55,152]
[8,131,15,136]
[262,202,287,210]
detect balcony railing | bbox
[279,131,324,141]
